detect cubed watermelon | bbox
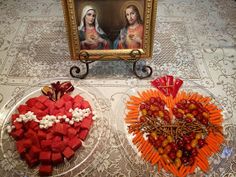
[53,123,67,135]
[73,122,81,128]
[73,102,82,109]
[18,105,30,114]
[39,151,51,164]
[36,95,48,103]
[39,164,53,176]
[59,107,65,115]
[61,94,73,102]
[81,100,91,109]
[74,95,83,103]
[80,117,93,129]
[65,101,73,111]
[26,98,38,108]
[67,127,77,138]
[44,99,55,108]
[63,136,69,144]
[62,147,74,160]
[66,112,72,119]
[68,137,82,151]
[51,152,63,165]
[35,101,47,110]
[78,129,89,141]
[30,107,47,117]
[55,99,65,109]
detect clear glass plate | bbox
[0,78,111,177]
[113,80,236,177]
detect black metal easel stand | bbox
[70,50,153,79]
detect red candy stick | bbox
[172,78,183,98]
[151,78,168,96]
[165,75,174,96]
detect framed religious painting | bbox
[61,0,158,60]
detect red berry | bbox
[168,152,176,160]
[149,97,156,104]
[177,140,185,148]
[140,104,146,110]
[198,139,205,148]
[185,144,192,151]
[191,148,198,156]
[181,157,188,164]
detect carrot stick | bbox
[132,132,143,145]
[130,96,142,103]
[151,152,160,165]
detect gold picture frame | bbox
[61,0,158,60]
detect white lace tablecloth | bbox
[0,0,235,176]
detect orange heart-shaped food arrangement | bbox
[125,89,224,177]
[6,82,95,176]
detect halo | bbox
[119,1,144,26]
[77,2,102,26]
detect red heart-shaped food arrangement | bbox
[6,82,95,176]
[125,80,224,177]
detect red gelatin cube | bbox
[25,153,39,168]
[46,132,54,140]
[61,94,73,102]
[22,139,32,148]
[65,101,73,111]
[68,137,82,151]
[53,123,67,135]
[11,114,19,122]
[13,122,23,130]
[51,141,66,152]
[39,151,51,164]
[63,136,69,144]
[53,136,62,142]
[62,147,74,160]
[78,129,89,141]
[16,140,26,155]
[52,152,63,165]
[38,130,47,140]
[26,98,38,108]
[39,164,53,176]
[18,105,30,114]
[10,129,24,140]
[67,127,77,138]
[80,117,93,129]
[41,140,51,150]
[55,99,65,109]
[25,128,36,138]
[81,101,91,109]
[37,95,48,103]
[29,146,41,158]
[28,121,39,129]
